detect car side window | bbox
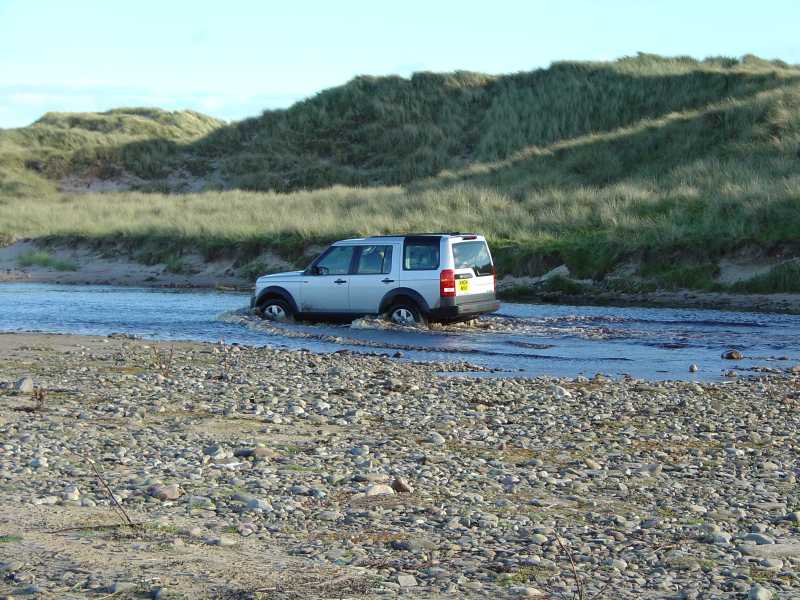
[355,245,393,275]
[403,240,440,270]
[382,246,394,274]
[313,246,355,275]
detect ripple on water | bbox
[2,282,799,381]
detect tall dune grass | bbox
[2,173,798,281]
[1,54,800,291]
[2,54,799,193]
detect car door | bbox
[300,245,355,313]
[451,239,496,300]
[401,236,442,309]
[348,244,398,313]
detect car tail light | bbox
[440,269,456,297]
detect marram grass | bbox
[1,54,800,291]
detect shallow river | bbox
[1,283,799,381]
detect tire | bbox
[386,301,427,327]
[259,298,294,323]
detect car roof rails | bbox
[366,232,478,238]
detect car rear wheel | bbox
[387,302,427,327]
[259,298,294,323]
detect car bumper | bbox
[428,293,500,322]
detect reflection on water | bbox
[1,283,798,381]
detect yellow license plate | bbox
[458,279,470,292]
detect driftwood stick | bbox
[554,523,584,600]
[87,458,138,529]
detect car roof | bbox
[334,233,483,244]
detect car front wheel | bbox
[260,298,294,323]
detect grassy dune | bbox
[0,108,222,196]
[4,54,799,193]
[1,54,800,292]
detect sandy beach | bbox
[1,332,798,598]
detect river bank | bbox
[3,238,800,315]
[0,240,253,290]
[498,283,800,315]
[1,332,798,598]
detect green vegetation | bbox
[730,261,800,293]
[3,54,799,193]
[0,108,222,195]
[163,254,193,275]
[1,54,800,293]
[0,534,23,543]
[17,250,78,271]
[638,262,721,291]
[236,258,286,281]
[604,279,659,294]
[497,565,556,587]
[540,275,591,295]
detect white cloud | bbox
[197,96,225,111]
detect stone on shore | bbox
[14,377,34,393]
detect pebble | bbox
[234,447,274,460]
[149,483,182,500]
[584,458,602,470]
[707,531,731,545]
[510,587,544,598]
[63,485,80,501]
[760,558,783,569]
[427,431,446,445]
[391,477,413,493]
[549,384,572,398]
[13,377,34,393]
[530,534,548,545]
[742,532,774,545]
[187,496,215,509]
[2,334,799,600]
[245,498,272,512]
[110,582,138,594]
[739,543,800,558]
[397,574,417,587]
[207,536,236,547]
[748,583,773,600]
[607,558,628,571]
[364,484,395,497]
[317,510,341,521]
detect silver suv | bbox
[251,233,500,326]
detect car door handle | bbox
[334,279,347,284]
[381,278,395,284]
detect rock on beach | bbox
[1,332,799,599]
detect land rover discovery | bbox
[250,233,500,326]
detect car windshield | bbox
[453,241,493,276]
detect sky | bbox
[1,0,799,128]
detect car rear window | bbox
[403,238,440,271]
[453,241,494,276]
